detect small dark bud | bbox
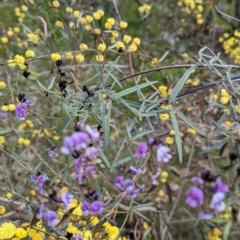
[72,151,79,159]
[58,81,67,91]
[55,59,62,67]
[82,85,88,92]
[44,91,49,97]
[59,72,66,76]
[97,124,102,131]
[229,152,238,162]
[85,190,99,201]
[23,70,31,78]
[65,232,73,240]
[201,170,218,182]
[18,94,27,103]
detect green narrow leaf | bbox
[115,81,157,98]
[169,110,182,164]
[198,138,229,155]
[47,76,56,91]
[98,148,110,168]
[132,130,154,141]
[174,108,207,136]
[104,101,112,148]
[223,220,232,240]
[59,117,71,133]
[132,209,150,222]
[169,64,198,103]
[113,156,131,168]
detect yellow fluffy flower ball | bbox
[98,43,107,52]
[0,81,6,89]
[52,0,60,8]
[25,49,35,58]
[119,21,128,29]
[75,54,84,63]
[50,53,61,62]
[0,222,16,239]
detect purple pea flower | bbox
[75,234,83,240]
[186,186,204,208]
[16,103,27,120]
[85,147,99,158]
[85,166,96,177]
[30,173,48,194]
[134,142,148,158]
[114,176,124,190]
[82,201,91,215]
[43,210,59,227]
[60,136,73,154]
[214,177,229,193]
[156,144,172,162]
[0,110,8,120]
[71,132,90,150]
[129,166,142,175]
[151,171,161,185]
[210,192,226,212]
[191,177,204,186]
[198,211,213,220]
[122,179,134,191]
[36,203,44,219]
[61,191,73,210]
[85,125,100,142]
[90,200,104,215]
[126,184,145,199]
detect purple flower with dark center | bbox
[156,145,172,162]
[134,142,148,158]
[36,203,44,219]
[186,186,204,208]
[214,177,229,193]
[129,166,142,175]
[30,173,48,194]
[90,200,104,215]
[16,103,27,120]
[210,192,226,212]
[85,125,100,142]
[85,147,99,158]
[43,210,59,227]
[151,171,160,185]
[198,211,213,220]
[61,191,73,210]
[114,176,124,190]
[191,177,204,186]
[60,136,73,154]
[82,201,91,215]
[85,166,96,177]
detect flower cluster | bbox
[219,31,240,63]
[82,200,104,215]
[186,173,229,218]
[114,176,144,199]
[16,94,34,120]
